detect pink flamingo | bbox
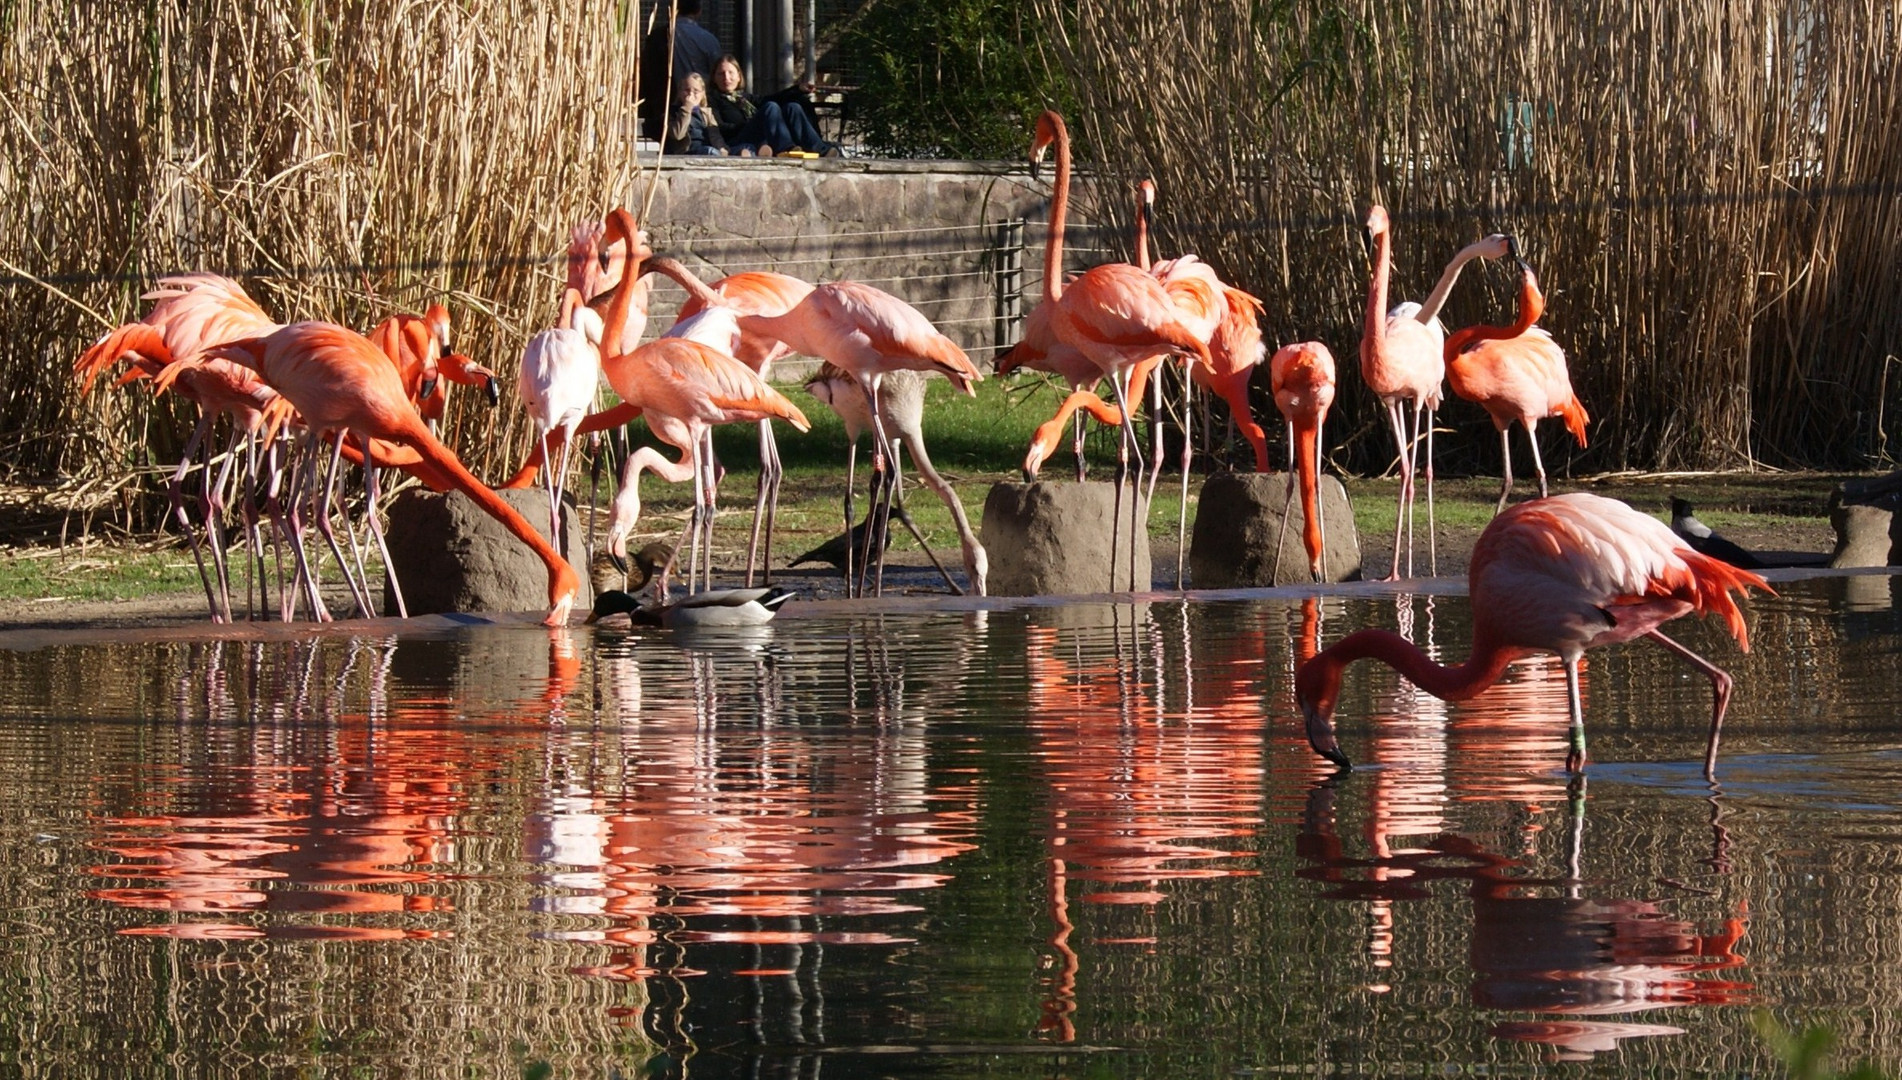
[595,213,812,596]
[1270,341,1337,581]
[738,279,980,596]
[1446,243,1590,512]
[519,287,606,554]
[1029,112,1213,586]
[1296,492,1771,779]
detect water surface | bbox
[2,573,1900,1076]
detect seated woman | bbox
[708,55,841,157]
[664,73,749,157]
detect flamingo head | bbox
[567,221,612,301]
[1361,204,1390,261]
[1475,233,1512,261]
[602,480,642,575]
[424,303,453,357]
[1293,654,1353,770]
[1029,110,1066,179]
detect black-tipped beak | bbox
[609,551,628,576]
[438,341,452,362]
[1360,228,1374,261]
[1302,700,1353,772]
[1030,157,1041,184]
[418,377,438,403]
[1506,235,1522,260]
[483,375,500,407]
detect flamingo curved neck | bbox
[1039,113,1071,303]
[1321,628,1517,704]
[1445,268,1546,362]
[599,207,645,357]
[1363,224,1392,362]
[1414,239,1489,326]
[641,255,723,308]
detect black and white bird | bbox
[1671,498,1764,570]
[587,585,797,629]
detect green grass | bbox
[0,544,209,605]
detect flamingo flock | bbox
[74,107,1774,776]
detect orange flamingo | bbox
[368,303,499,429]
[1296,492,1771,778]
[646,257,816,584]
[595,213,811,596]
[1360,205,1448,580]
[1270,341,1338,581]
[1029,112,1212,584]
[1446,243,1590,512]
[738,279,979,596]
[156,321,581,626]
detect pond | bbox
[1,571,1899,1077]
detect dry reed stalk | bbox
[1034,0,1902,473]
[0,1,667,519]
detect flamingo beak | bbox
[1301,699,1353,771]
[609,550,628,576]
[483,374,500,407]
[1360,227,1374,262]
[418,377,438,403]
[1506,235,1522,260]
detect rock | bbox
[383,486,591,615]
[1188,472,1360,587]
[979,481,1150,596]
[1828,484,1897,568]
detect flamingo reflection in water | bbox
[532,623,980,1020]
[1021,605,1269,1041]
[85,633,572,940]
[1292,643,1749,1060]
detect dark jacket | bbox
[637,16,725,140]
[664,105,728,156]
[708,90,756,143]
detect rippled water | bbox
[2,572,1900,1076]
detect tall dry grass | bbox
[0,1,662,526]
[1035,0,1902,473]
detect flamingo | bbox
[369,303,500,429]
[647,257,816,585]
[1445,244,1590,512]
[519,287,606,553]
[803,362,989,596]
[76,274,288,621]
[1029,111,1213,587]
[594,212,812,598]
[1270,341,1337,581]
[1295,492,1771,779]
[153,321,581,626]
[1360,205,1449,580]
[737,279,980,597]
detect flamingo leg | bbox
[285,435,331,622]
[1176,367,1193,589]
[1405,400,1426,578]
[1527,420,1550,499]
[1315,419,1329,582]
[170,416,224,622]
[1146,364,1166,508]
[1645,629,1735,780]
[1382,401,1411,581]
[358,431,408,619]
[1424,407,1437,576]
[1497,427,1516,514]
[202,428,247,622]
[745,418,772,587]
[318,431,375,618]
[1271,420,1295,585]
[701,427,719,593]
[867,382,899,598]
[762,422,782,586]
[1072,406,1087,483]
[842,438,859,598]
[1563,655,1587,774]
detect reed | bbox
[0,1,660,526]
[1033,0,1902,473]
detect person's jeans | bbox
[738,102,832,154]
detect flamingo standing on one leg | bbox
[1446,244,1590,513]
[804,362,988,596]
[1295,492,1771,779]
[738,280,981,597]
[1029,112,1212,589]
[1360,205,1448,580]
[154,321,582,626]
[1270,342,1337,582]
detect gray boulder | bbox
[1189,472,1360,587]
[980,481,1150,595]
[383,486,591,615]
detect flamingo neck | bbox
[1414,239,1489,326]
[1362,225,1392,365]
[1041,114,1071,303]
[1318,628,1517,705]
[600,207,646,357]
[1445,266,1546,362]
[1134,185,1151,272]
[641,255,723,308]
[558,287,584,332]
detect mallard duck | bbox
[586,585,796,628]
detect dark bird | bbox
[1671,498,1764,570]
[587,585,797,628]
[789,511,899,571]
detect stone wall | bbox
[630,157,1112,371]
